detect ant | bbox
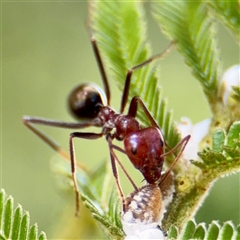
[23,28,189,216]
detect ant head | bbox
[68,83,107,120]
[123,127,164,184]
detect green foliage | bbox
[0,189,47,240]
[69,1,239,238]
[231,86,240,102]
[53,157,124,239]
[152,1,222,105]
[209,0,240,41]
[193,122,240,176]
[152,1,240,131]
[169,220,240,240]
[12,0,239,239]
[162,121,239,231]
[82,166,123,239]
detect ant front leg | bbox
[69,132,103,216]
[106,135,129,211]
[110,144,138,191]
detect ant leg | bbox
[161,135,190,158]
[69,132,103,216]
[127,96,173,151]
[127,96,184,157]
[23,116,100,170]
[120,40,176,113]
[88,30,111,105]
[23,116,97,129]
[106,135,127,211]
[127,96,158,127]
[111,144,126,155]
[159,135,191,186]
[111,144,138,191]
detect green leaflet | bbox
[0,189,47,240]
[169,220,239,240]
[193,121,240,175]
[152,1,222,106]
[209,0,240,41]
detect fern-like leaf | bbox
[0,189,47,240]
[152,1,222,106]
[89,1,179,147]
[209,0,240,41]
[168,220,239,240]
[192,121,240,176]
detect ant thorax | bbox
[96,106,141,140]
[114,115,140,141]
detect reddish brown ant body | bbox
[23,29,189,215]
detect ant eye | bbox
[68,83,107,120]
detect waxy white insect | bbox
[122,173,175,239]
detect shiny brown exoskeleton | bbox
[23,29,189,215]
[124,127,164,184]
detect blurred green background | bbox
[1,1,239,239]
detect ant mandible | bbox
[23,27,187,216]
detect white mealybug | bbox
[122,173,174,239]
[122,184,165,239]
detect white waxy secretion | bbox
[122,183,172,239]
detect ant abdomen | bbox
[68,83,107,120]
